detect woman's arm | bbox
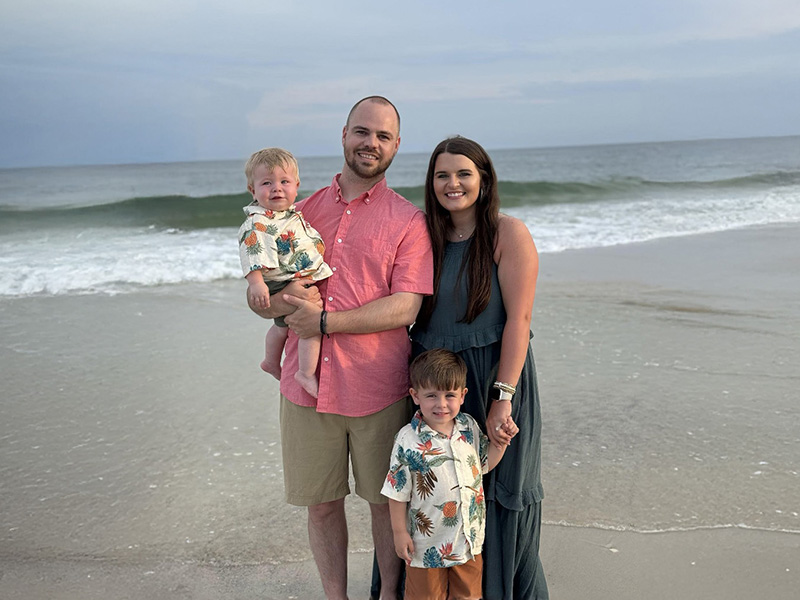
[486,215,539,447]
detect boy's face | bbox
[248,164,299,212]
[410,385,467,436]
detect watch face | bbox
[490,387,501,401]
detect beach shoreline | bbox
[2,223,798,598]
[2,527,797,599]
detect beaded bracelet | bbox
[493,381,516,395]
[491,381,515,402]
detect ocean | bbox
[2,135,799,297]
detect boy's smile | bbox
[410,386,467,437]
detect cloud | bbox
[1,0,798,166]
[686,0,800,40]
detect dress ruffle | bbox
[411,322,505,354]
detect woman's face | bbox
[432,152,482,219]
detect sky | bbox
[1,0,799,168]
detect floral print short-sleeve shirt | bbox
[381,410,489,569]
[238,203,333,283]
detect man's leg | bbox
[370,501,403,599]
[281,397,351,598]
[308,498,348,600]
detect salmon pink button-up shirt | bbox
[279,175,433,417]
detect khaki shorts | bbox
[280,395,412,506]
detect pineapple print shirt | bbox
[238,203,333,283]
[381,410,489,569]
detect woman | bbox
[411,136,548,599]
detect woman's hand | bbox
[486,399,514,449]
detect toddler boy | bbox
[381,348,516,599]
[238,148,332,397]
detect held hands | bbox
[393,530,415,565]
[500,415,519,440]
[487,399,518,450]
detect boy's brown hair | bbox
[409,348,467,391]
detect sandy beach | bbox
[2,223,798,599]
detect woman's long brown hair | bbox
[417,136,500,325]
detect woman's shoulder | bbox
[497,213,529,235]
[495,213,537,255]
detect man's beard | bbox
[345,147,395,180]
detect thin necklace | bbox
[452,225,475,239]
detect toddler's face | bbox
[248,164,299,212]
[410,386,466,436]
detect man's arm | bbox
[282,292,423,338]
[247,279,322,320]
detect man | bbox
[248,96,433,600]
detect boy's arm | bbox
[487,441,508,472]
[244,271,271,310]
[387,498,414,565]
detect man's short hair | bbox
[409,348,468,391]
[245,147,299,186]
[345,96,401,133]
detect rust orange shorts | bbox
[404,554,483,600]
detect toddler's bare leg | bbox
[295,334,321,398]
[261,325,289,379]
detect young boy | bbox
[238,148,332,398]
[381,348,517,600]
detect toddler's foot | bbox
[295,371,319,398]
[260,358,282,380]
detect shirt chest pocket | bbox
[341,235,396,293]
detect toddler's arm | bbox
[387,499,414,565]
[245,270,271,310]
[487,415,518,471]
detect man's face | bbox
[342,101,400,180]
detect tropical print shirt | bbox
[238,203,333,283]
[381,410,489,569]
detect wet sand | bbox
[2,223,798,598]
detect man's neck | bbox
[337,167,385,202]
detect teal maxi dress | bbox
[410,238,549,600]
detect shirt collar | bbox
[411,409,470,441]
[243,202,297,218]
[331,174,388,205]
